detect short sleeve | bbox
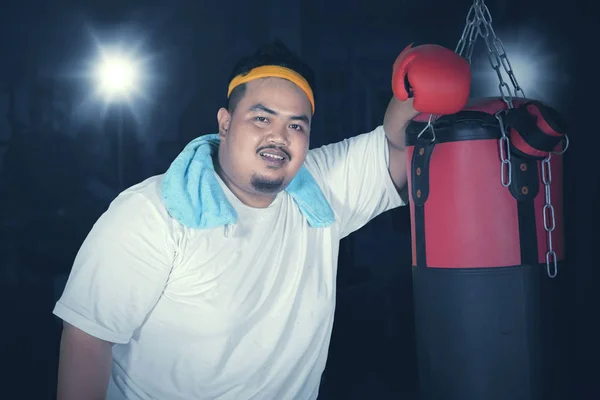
[52,188,178,344]
[304,125,407,239]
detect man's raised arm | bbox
[383,43,472,190]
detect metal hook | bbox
[416,114,437,143]
[552,134,569,155]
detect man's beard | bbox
[251,174,285,194]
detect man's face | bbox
[216,77,312,207]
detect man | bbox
[54,40,470,399]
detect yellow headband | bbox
[227,65,315,114]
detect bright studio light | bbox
[68,31,157,127]
[470,28,568,107]
[93,50,142,102]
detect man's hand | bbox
[384,44,471,190]
[392,43,471,115]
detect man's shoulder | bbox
[107,174,174,227]
[120,174,165,203]
[304,126,386,169]
[306,126,385,155]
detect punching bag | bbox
[406,97,567,400]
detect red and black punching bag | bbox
[406,97,567,400]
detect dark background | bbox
[0,0,596,399]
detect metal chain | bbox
[455,0,562,278]
[455,1,480,65]
[495,110,511,187]
[456,0,525,108]
[541,156,558,278]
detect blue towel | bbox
[161,134,335,230]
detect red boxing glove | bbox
[392,43,471,115]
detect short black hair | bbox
[226,39,316,113]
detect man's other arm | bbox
[57,322,112,400]
[53,188,178,399]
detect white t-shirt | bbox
[53,126,406,399]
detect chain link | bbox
[495,111,511,187]
[456,0,562,278]
[455,5,479,64]
[541,156,558,278]
[456,0,525,108]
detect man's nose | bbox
[267,124,291,146]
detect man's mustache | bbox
[257,145,291,160]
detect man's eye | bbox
[289,124,303,131]
[254,116,268,123]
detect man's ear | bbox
[217,108,231,139]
